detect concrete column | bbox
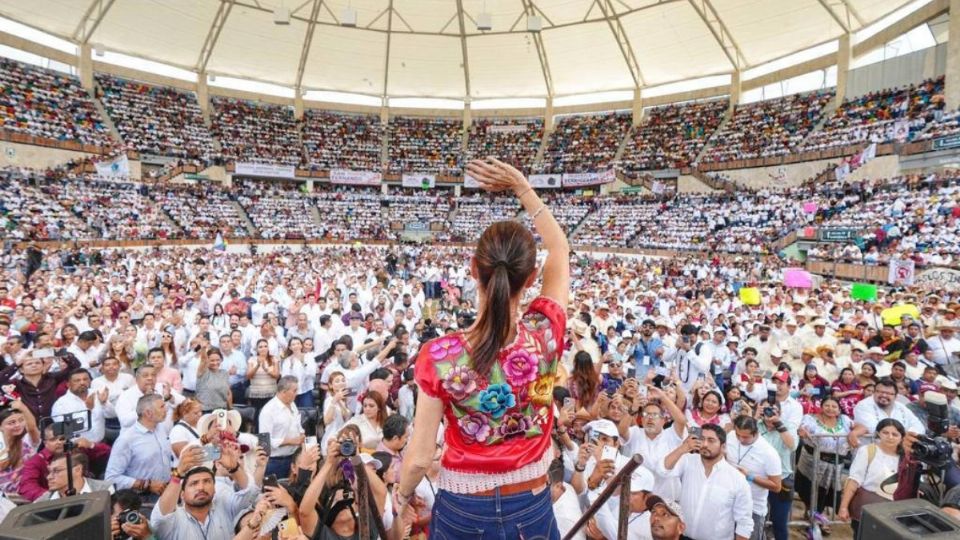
[380,97,390,125]
[454,185,461,197]
[947,0,960,111]
[463,102,472,129]
[196,72,210,116]
[306,179,314,192]
[835,32,853,104]
[544,97,555,131]
[631,88,643,127]
[78,44,93,91]
[294,92,304,120]
[729,70,741,115]
[381,183,389,195]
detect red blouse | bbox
[414,296,565,490]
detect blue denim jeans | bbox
[767,475,793,540]
[430,485,559,540]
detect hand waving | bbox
[465,158,529,194]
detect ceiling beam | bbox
[455,0,471,99]
[294,0,324,92]
[382,0,395,98]
[816,0,850,33]
[836,0,865,27]
[72,0,117,44]
[197,0,235,73]
[521,0,555,98]
[687,0,747,70]
[596,0,645,87]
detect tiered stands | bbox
[619,99,727,173]
[212,97,301,166]
[303,110,384,172]
[387,116,463,175]
[539,111,631,173]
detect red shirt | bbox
[415,296,565,476]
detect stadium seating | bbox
[449,194,520,241]
[465,118,543,172]
[539,111,631,174]
[303,110,384,172]
[387,116,463,176]
[212,96,301,166]
[314,186,390,241]
[0,170,92,240]
[152,184,252,239]
[60,178,181,240]
[0,58,112,147]
[619,99,727,173]
[236,180,324,239]
[96,74,215,160]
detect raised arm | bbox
[465,158,569,309]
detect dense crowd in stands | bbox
[703,91,834,163]
[539,111,632,174]
[0,169,91,241]
[620,99,727,173]
[212,97,301,166]
[801,77,946,152]
[236,180,324,240]
[0,58,112,147]
[449,194,520,241]
[465,118,543,172]
[96,75,216,160]
[303,111,384,172]
[60,178,180,240]
[313,186,390,241]
[387,117,463,176]
[152,184,251,239]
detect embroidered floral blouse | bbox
[414,296,565,494]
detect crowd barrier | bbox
[0,130,112,156]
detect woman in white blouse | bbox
[280,337,317,408]
[838,418,906,534]
[320,371,354,456]
[168,399,204,466]
[344,390,387,452]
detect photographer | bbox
[111,489,153,540]
[37,452,112,500]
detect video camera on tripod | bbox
[41,410,92,497]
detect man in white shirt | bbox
[595,466,657,540]
[770,371,803,431]
[669,325,710,393]
[258,375,304,477]
[622,387,687,501]
[90,356,135,429]
[926,324,960,377]
[66,330,103,377]
[658,424,754,540]
[51,368,107,443]
[116,365,182,430]
[37,453,114,501]
[848,377,926,447]
[343,314,368,347]
[726,416,782,540]
[698,328,735,386]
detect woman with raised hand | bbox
[395,157,570,540]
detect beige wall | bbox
[710,158,842,190]
[842,154,901,183]
[0,140,96,169]
[678,175,722,193]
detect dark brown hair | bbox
[468,221,536,377]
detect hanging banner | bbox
[330,169,382,186]
[463,174,480,189]
[562,170,615,187]
[893,120,910,143]
[529,174,562,188]
[834,162,851,181]
[651,181,666,194]
[402,173,436,189]
[95,155,130,179]
[887,258,916,286]
[235,162,295,179]
[488,125,528,134]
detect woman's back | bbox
[415,295,565,493]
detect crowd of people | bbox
[303,111,384,172]
[236,180,324,240]
[386,117,463,176]
[1,218,960,539]
[464,118,544,172]
[0,58,113,147]
[619,99,728,173]
[539,111,632,174]
[151,184,252,239]
[702,91,835,163]
[800,77,946,152]
[96,74,217,161]
[212,97,302,166]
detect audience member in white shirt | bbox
[90,356,135,428]
[848,378,925,447]
[726,416,783,540]
[658,424,754,540]
[51,368,107,443]
[594,466,658,540]
[258,376,304,477]
[622,386,687,501]
[116,365,183,430]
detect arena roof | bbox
[0,0,921,100]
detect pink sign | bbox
[802,202,818,214]
[784,268,813,288]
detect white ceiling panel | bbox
[542,22,633,95]
[300,25,386,95]
[205,4,305,85]
[386,33,465,98]
[468,33,547,98]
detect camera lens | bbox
[340,440,356,457]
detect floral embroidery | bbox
[497,412,533,439]
[528,375,555,406]
[458,412,492,443]
[478,383,515,419]
[503,348,539,387]
[429,336,464,361]
[442,365,479,401]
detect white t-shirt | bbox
[848,444,900,498]
[168,421,201,467]
[552,483,586,540]
[624,425,684,501]
[725,436,783,516]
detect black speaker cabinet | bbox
[859,498,960,539]
[0,491,110,539]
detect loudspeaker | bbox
[859,499,960,539]
[0,491,110,540]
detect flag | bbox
[213,232,226,252]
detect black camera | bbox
[763,407,776,418]
[119,509,141,525]
[339,440,356,457]
[912,434,954,469]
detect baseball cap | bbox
[584,419,620,440]
[772,371,790,383]
[646,495,685,522]
[629,466,655,493]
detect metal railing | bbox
[562,453,644,540]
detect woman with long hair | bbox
[395,158,569,540]
[838,418,906,535]
[344,390,387,452]
[857,362,879,388]
[280,337,317,408]
[160,327,179,368]
[568,351,600,410]
[796,396,853,527]
[320,371,353,456]
[104,336,135,374]
[246,338,280,420]
[211,303,228,331]
[687,388,732,431]
[831,367,863,417]
[0,401,40,496]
